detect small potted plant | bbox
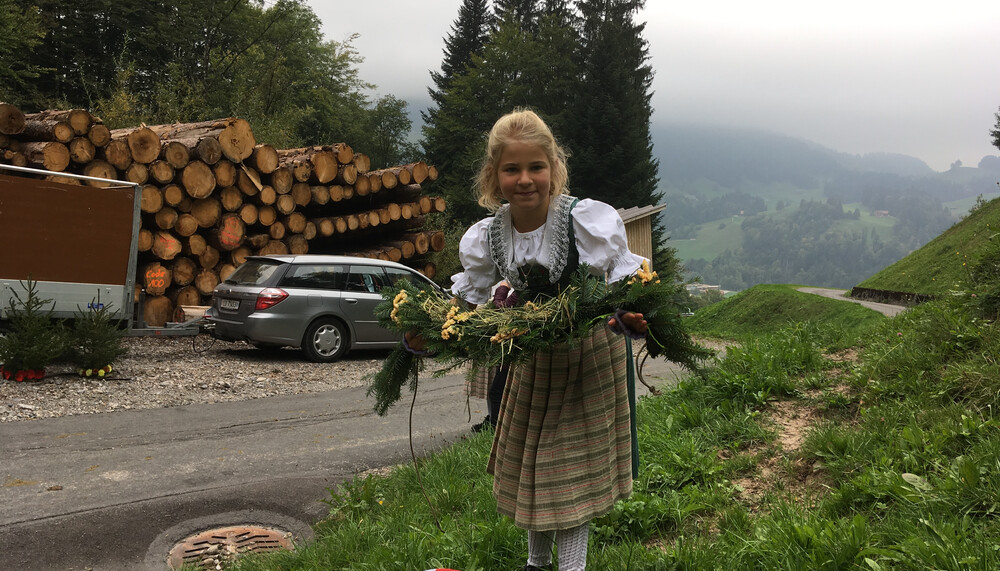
[69,298,127,378]
[0,278,66,381]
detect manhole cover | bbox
[167,525,295,570]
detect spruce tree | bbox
[568,0,676,274]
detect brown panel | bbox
[0,174,136,285]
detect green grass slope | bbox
[856,196,1000,295]
[685,284,887,345]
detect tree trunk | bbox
[67,137,96,164]
[101,139,132,170]
[333,163,357,185]
[183,234,207,256]
[401,232,431,255]
[26,108,92,135]
[284,212,307,233]
[310,185,329,205]
[238,203,258,225]
[251,143,279,174]
[219,186,242,211]
[124,162,148,184]
[190,197,222,228]
[144,118,255,163]
[82,159,116,185]
[210,213,246,251]
[257,205,277,226]
[230,246,251,266]
[174,213,200,237]
[154,206,178,230]
[213,159,236,188]
[352,152,370,173]
[148,160,175,184]
[237,165,262,196]
[137,228,153,252]
[290,183,311,207]
[198,245,220,269]
[169,256,198,286]
[285,234,308,254]
[257,240,289,256]
[159,140,190,169]
[171,285,202,308]
[194,268,220,295]
[87,123,111,148]
[269,165,293,194]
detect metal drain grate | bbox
[167,525,295,570]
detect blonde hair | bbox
[474,108,570,212]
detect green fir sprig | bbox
[365,264,712,415]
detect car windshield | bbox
[225,259,285,285]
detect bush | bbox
[0,278,65,379]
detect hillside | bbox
[654,123,1000,291]
[856,195,1000,295]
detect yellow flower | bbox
[390,290,409,323]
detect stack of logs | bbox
[0,102,447,326]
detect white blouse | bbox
[451,198,646,305]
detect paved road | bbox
[1,354,686,571]
[797,287,907,317]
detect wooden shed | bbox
[617,204,666,267]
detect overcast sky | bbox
[307,0,1000,172]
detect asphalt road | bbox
[797,287,907,317]
[1,355,686,571]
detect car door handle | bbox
[344,298,359,304]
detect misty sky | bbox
[307,0,1000,172]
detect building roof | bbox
[616,204,666,224]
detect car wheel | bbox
[302,318,348,362]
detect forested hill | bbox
[655,123,1000,291]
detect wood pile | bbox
[0,103,446,326]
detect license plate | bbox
[220,299,240,311]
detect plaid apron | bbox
[487,325,634,530]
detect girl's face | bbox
[497,141,552,219]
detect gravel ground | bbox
[1,334,387,423]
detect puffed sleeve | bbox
[572,199,646,283]
[450,218,501,305]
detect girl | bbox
[449,109,648,571]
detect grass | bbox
[857,195,1000,295]
[226,268,1000,570]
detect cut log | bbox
[284,234,308,254]
[284,212,307,234]
[303,221,317,240]
[174,213,199,237]
[333,163,357,185]
[257,205,277,226]
[246,234,271,249]
[256,184,277,205]
[218,264,237,282]
[352,153,370,173]
[431,196,446,212]
[190,197,222,228]
[375,168,397,190]
[230,246,251,266]
[198,245,220,269]
[290,183,311,207]
[148,160,175,184]
[145,118,255,163]
[237,166,261,196]
[194,268,220,295]
[0,102,26,134]
[142,294,173,328]
[310,150,338,183]
[102,139,132,170]
[354,174,370,196]
[331,143,354,164]
[213,159,236,188]
[151,231,182,260]
[124,162,148,184]
[238,203,258,225]
[168,136,224,165]
[161,184,183,207]
[313,217,335,237]
[282,157,311,182]
[68,137,96,164]
[181,160,216,199]
[269,220,286,240]
[175,195,192,213]
[23,141,70,171]
[257,240,289,256]
[275,194,295,215]
[110,126,160,163]
[427,230,445,251]
[401,232,431,255]
[328,184,345,202]
[154,206,178,230]
[269,165,293,194]
[405,162,429,184]
[82,159,116,186]
[1,149,27,166]
[137,228,153,252]
[172,303,208,323]
[171,286,202,308]
[87,123,111,148]
[219,185,242,211]
[251,143,279,174]
[426,165,438,181]
[142,262,172,296]
[386,240,416,259]
[416,261,437,279]
[27,109,92,135]
[210,213,246,251]
[159,140,190,169]
[22,119,74,143]
[183,234,207,256]
[309,185,329,205]
[169,256,198,286]
[367,172,382,193]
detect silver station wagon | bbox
[206,255,444,362]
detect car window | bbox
[345,266,389,293]
[225,259,285,285]
[385,266,435,290]
[279,264,345,289]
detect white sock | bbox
[556,521,590,571]
[527,529,554,567]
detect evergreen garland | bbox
[365,263,711,415]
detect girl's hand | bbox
[403,331,432,355]
[608,311,648,336]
